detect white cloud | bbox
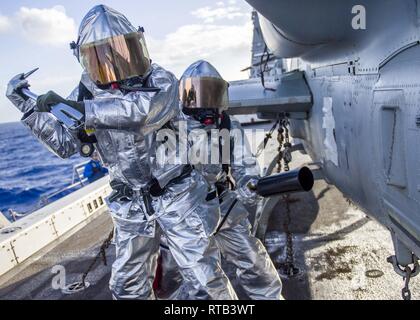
[148,20,253,81]
[16,6,76,46]
[191,1,246,23]
[147,1,253,81]
[0,14,11,33]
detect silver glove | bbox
[235,176,260,205]
[6,74,32,113]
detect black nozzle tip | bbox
[298,166,314,191]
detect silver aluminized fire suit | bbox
[157,116,283,300]
[6,4,237,300]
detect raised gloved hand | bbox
[36,90,85,114]
[6,74,31,112]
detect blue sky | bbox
[0,0,253,123]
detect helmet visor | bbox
[80,32,151,85]
[179,77,229,110]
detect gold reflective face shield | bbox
[80,32,151,85]
[179,77,229,110]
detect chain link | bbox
[251,119,298,276]
[387,255,419,300]
[282,118,292,172]
[276,125,284,174]
[282,195,298,276]
[81,229,114,287]
[402,266,412,300]
[275,118,299,277]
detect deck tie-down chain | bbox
[277,118,299,277]
[402,266,413,300]
[387,255,419,300]
[81,229,114,288]
[255,118,298,277]
[61,229,114,295]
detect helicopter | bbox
[227,0,420,299]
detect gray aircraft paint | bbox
[234,0,420,268]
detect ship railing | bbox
[0,176,112,279]
[39,161,91,207]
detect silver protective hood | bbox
[77,5,137,49]
[74,5,151,84]
[181,60,223,79]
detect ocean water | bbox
[0,122,84,219]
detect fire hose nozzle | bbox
[252,167,314,197]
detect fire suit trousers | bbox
[157,192,283,300]
[216,195,283,300]
[107,191,238,300]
